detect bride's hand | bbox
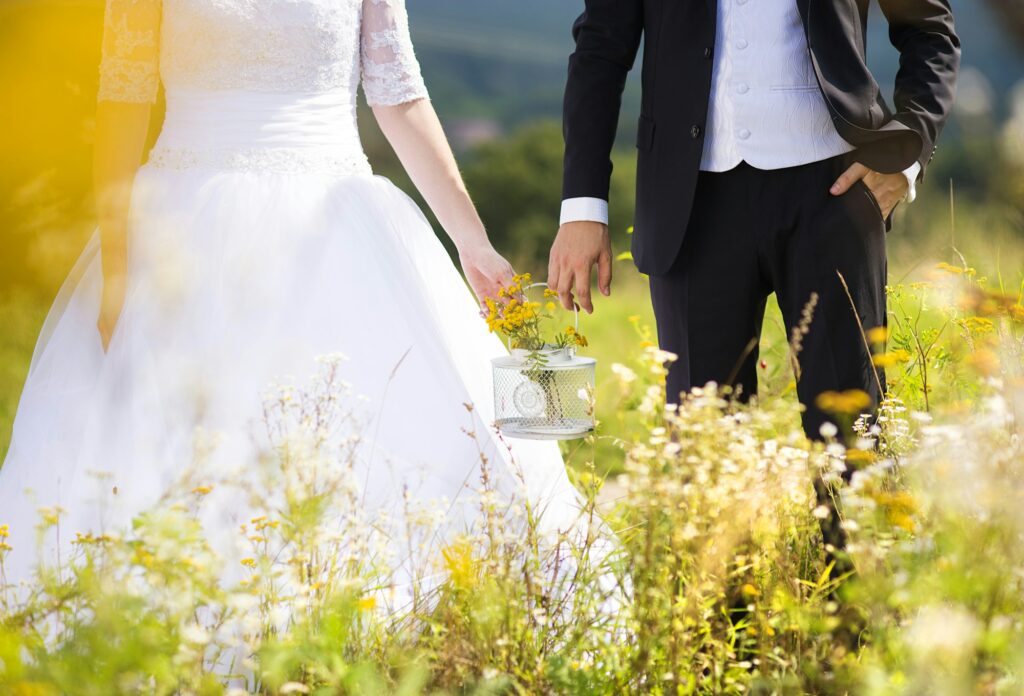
[97,273,127,352]
[458,242,516,308]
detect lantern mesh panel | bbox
[492,360,595,440]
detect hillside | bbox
[409,0,1024,143]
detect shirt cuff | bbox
[560,197,609,226]
[902,162,922,204]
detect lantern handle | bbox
[503,282,580,352]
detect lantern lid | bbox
[491,354,597,370]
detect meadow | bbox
[2,5,1024,687]
[1,186,1023,693]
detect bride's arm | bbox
[362,0,513,305]
[94,102,153,346]
[94,0,162,349]
[372,102,512,290]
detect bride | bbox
[0,0,590,589]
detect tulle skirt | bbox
[0,165,587,591]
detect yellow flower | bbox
[816,390,872,415]
[872,350,912,368]
[871,490,918,533]
[133,548,156,568]
[740,583,761,598]
[866,326,890,344]
[357,595,377,612]
[37,507,64,527]
[0,524,9,539]
[191,485,213,496]
[241,558,257,569]
[936,261,975,276]
[544,288,558,298]
[845,448,876,464]
[962,316,995,336]
[441,538,477,591]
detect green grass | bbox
[2,262,1022,694]
[1,197,1022,693]
[0,291,46,459]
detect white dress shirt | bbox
[560,0,920,227]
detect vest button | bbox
[691,125,702,139]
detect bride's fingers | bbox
[473,287,490,312]
[501,265,515,286]
[476,275,500,305]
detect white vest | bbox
[700,0,855,172]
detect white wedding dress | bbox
[0,0,589,591]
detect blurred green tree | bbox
[462,121,637,272]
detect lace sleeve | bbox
[360,0,429,107]
[98,0,163,103]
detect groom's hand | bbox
[548,221,612,314]
[831,162,909,218]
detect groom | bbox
[548,0,959,440]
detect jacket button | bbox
[704,46,713,59]
[691,125,702,139]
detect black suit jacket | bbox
[562,0,960,275]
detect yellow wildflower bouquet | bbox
[484,273,589,354]
[487,274,597,439]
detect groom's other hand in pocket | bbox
[830,162,909,218]
[548,221,612,314]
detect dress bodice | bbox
[158,0,365,96]
[99,0,426,105]
[98,0,429,176]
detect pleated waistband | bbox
[149,88,372,177]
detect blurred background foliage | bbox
[3,0,1021,287]
[0,0,1023,458]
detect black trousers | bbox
[649,154,887,440]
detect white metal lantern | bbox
[492,285,596,440]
